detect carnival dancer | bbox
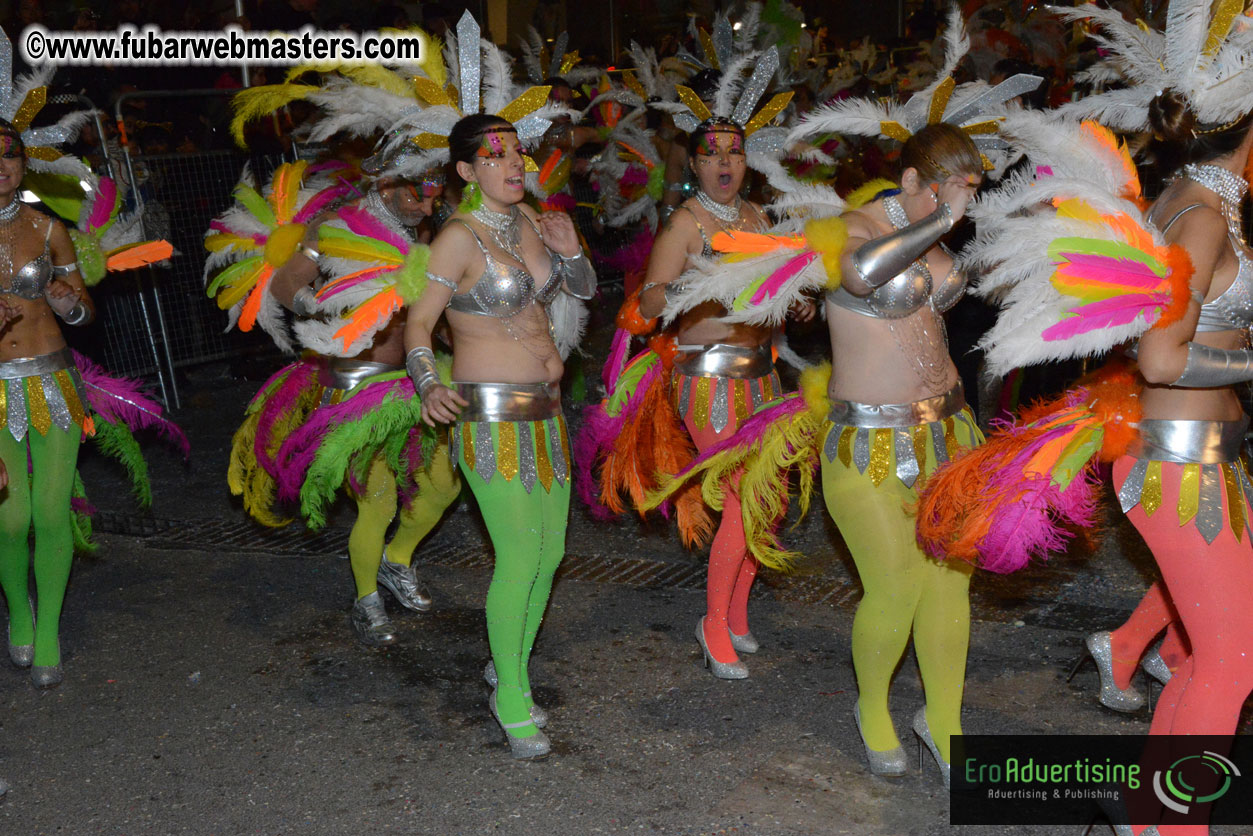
[394,12,589,759]
[643,8,1041,787]
[577,46,804,682]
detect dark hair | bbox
[447,113,515,167]
[900,123,982,184]
[1148,88,1253,172]
[687,67,722,102]
[686,119,742,156]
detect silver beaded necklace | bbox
[470,202,524,261]
[695,188,741,223]
[1182,163,1248,245]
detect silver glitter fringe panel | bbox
[1118,417,1253,545]
[451,413,571,495]
[0,348,90,441]
[820,384,979,489]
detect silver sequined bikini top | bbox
[1157,203,1253,333]
[1,219,54,300]
[433,217,562,318]
[826,196,966,319]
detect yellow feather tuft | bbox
[845,178,899,210]
[799,362,832,418]
[803,217,849,290]
[230,84,318,148]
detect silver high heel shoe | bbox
[695,618,748,680]
[488,690,550,760]
[483,661,548,728]
[8,596,33,667]
[349,592,397,647]
[854,703,907,777]
[912,707,951,790]
[1140,647,1172,686]
[729,630,760,654]
[1069,632,1146,713]
[30,639,62,688]
[376,551,433,612]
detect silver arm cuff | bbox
[426,271,459,292]
[1172,342,1253,388]
[555,251,596,300]
[60,301,91,326]
[851,203,954,288]
[298,245,321,262]
[51,262,78,277]
[405,346,441,398]
[291,286,318,317]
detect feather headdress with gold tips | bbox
[519,27,601,87]
[1052,0,1253,132]
[0,32,89,176]
[787,5,1041,169]
[377,11,574,181]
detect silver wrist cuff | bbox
[851,203,954,288]
[291,286,318,317]
[299,244,321,262]
[1172,341,1253,388]
[51,262,77,277]
[60,301,90,326]
[405,346,441,398]
[555,251,596,300]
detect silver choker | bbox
[696,189,741,223]
[1183,163,1248,244]
[471,203,523,259]
[0,198,19,224]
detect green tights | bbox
[0,423,81,667]
[458,422,569,740]
[349,443,461,600]
[821,428,975,763]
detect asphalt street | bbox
[1,363,1248,836]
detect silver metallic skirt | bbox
[0,347,91,441]
[821,383,980,489]
[450,382,568,494]
[1118,416,1253,544]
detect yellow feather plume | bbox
[804,217,849,291]
[845,178,899,210]
[230,83,318,148]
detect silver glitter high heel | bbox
[376,551,432,612]
[30,639,62,688]
[854,703,907,777]
[483,661,548,728]
[1068,632,1146,713]
[349,592,397,647]
[1140,647,1172,686]
[8,597,33,667]
[912,707,951,790]
[488,690,550,760]
[729,630,760,654]
[695,618,748,680]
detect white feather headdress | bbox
[788,5,1041,168]
[0,32,89,176]
[1052,1,1253,132]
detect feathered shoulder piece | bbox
[963,115,1193,377]
[788,4,1041,170]
[294,203,430,358]
[659,178,879,327]
[204,160,353,352]
[1052,0,1253,131]
[69,176,173,286]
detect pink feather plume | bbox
[71,350,189,458]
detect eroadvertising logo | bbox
[1152,752,1240,815]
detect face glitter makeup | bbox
[694,127,745,158]
[0,134,22,160]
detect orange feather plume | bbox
[616,291,658,336]
[1151,244,1195,332]
[105,240,174,272]
[237,264,275,331]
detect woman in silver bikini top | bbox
[429,215,565,318]
[2,218,56,300]
[826,192,967,320]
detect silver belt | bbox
[1131,417,1250,464]
[828,383,966,428]
[0,347,73,380]
[454,381,562,423]
[319,357,400,391]
[673,343,774,380]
